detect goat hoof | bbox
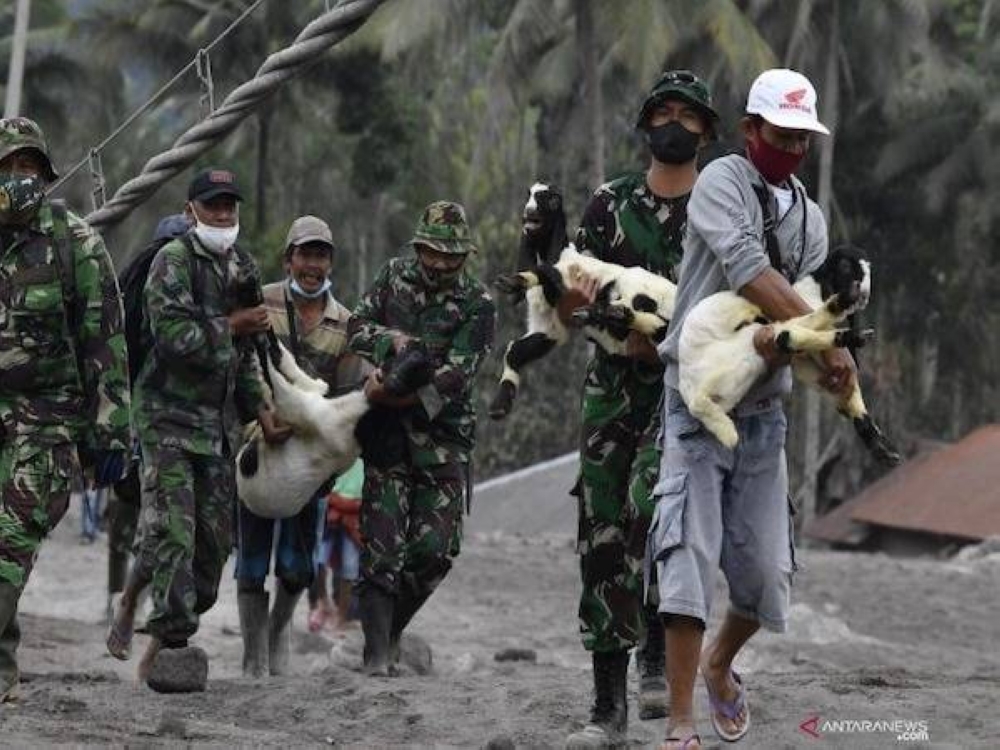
[775,330,793,354]
[495,274,528,295]
[835,328,875,349]
[488,397,512,421]
[488,401,511,420]
[874,444,903,466]
[488,383,516,420]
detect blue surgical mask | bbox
[290,277,331,299]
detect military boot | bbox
[565,650,629,749]
[237,590,269,678]
[268,584,302,676]
[0,582,22,702]
[637,605,668,719]
[359,586,394,676]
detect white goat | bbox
[236,339,369,518]
[678,245,900,465]
[489,182,677,420]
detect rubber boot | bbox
[0,582,22,702]
[359,586,394,676]
[389,560,450,664]
[237,590,269,678]
[268,584,302,676]
[565,650,629,749]
[637,605,668,719]
[389,584,430,666]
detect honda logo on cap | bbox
[209,170,234,183]
[780,87,812,113]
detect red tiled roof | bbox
[807,426,1000,543]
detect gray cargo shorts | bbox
[647,388,796,632]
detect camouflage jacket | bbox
[0,200,131,451]
[132,233,265,457]
[262,280,371,395]
[348,256,495,466]
[575,171,689,389]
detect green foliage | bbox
[11,0,1000,488]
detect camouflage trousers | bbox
[0,438,80,692]
[133,445,234,645]
[575,360,663,653]
[0,439,79,589]
[359,460,464,600]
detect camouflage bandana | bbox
[0,171,47,226]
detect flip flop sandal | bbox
[704,669,751,742]
[307,608,330,633]
[660,733,702,750]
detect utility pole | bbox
[4,0,32,118]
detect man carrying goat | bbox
[563,71,719,750]
[348,201,494,676]
[652,69,855,750]
[234,215,369,679]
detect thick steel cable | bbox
[85,0,386,230]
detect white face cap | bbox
[746,68,830,135]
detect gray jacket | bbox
[660,153,828,405]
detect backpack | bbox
[117,235,180,384]
[117,233,257,385]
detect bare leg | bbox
[308,566,334,633]
[136,636,162,683]
[333,579,357,631]
[700,610,757,737]
[106,568,147,660]
[661,615,703,750]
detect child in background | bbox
[308,459,363,633]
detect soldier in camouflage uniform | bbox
[235,215,369,678]
[106,169,288,686]
[106,213,190,620]
[562,72,720,749]
[0,117,131,702]
[348,201,495,676]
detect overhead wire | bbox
[50,0,269,194]
[52,0,387,231]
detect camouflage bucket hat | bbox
[411,200,476,255]
[0,117,59,181]
[636,69,719,129]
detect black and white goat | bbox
[237,335,433,518]
[489,182,677,420]
[678,245,901,465]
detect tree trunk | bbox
[255,110,272,233]
[575,0,604,188]
[799,1,840,539]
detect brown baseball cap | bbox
[285,215,335,250]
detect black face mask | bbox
[645,121,700,165]
[418,261,462,290]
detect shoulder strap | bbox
[178,232,204,306]
[283,285,303,361]
[49,200,86,380]
[49,200,78,321]
[750,182,786,279]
